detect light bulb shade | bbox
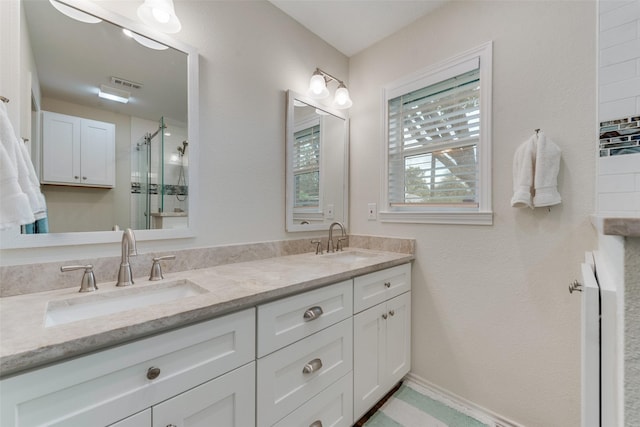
[307,73,330,99]
[49,0,102,23]
[332,84,353,109]
[123,28,169,50]
[137,0,182,33]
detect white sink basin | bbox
[322,250,379,263]
[45,279,207,327]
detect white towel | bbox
[0,142,35,230]
[511,131,562,209]
[0,102,46,229]
[510,135,536,208]
[533,132,562,207]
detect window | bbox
[293,124,320,209]
[381,42,493,225]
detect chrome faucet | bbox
[327,221,345,253]
[116,228,137,287]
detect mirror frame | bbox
[0,0,199,249]
[285,90,349,232]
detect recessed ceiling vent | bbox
[111,76,143,90]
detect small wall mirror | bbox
[286,90,349,232]
[1,0,198,249]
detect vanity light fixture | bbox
[49,0,101,24]
[306,68,353,109]
[122,28,169,51]
[98,85,130,104]
[137,0,182,34]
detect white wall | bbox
[348,1,597,426]
[597,0,640,215]
[0,0,348,264]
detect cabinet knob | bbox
[303,306,324,321]
[302,358,323,374]
[166,425,177,427]
[82,176,87,180]
[146,366,161,380]
[74,175,79,179]
[389,310,395,316]
[382,313,388,320]
[310,421,323,427]
[384,281,391,288]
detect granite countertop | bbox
[591,215,640,237]
[0,248,413,378]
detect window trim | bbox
[380,41,493,225]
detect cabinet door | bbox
[353,302,387,421]
[80,118,115,187]
[385,292,411,387]
[109,409,151,427]
[152,362,255,427]
[42,111,81,184]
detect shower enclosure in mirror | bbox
[133,117,188,230]
[286,90,349,232]
[0,0,199,248]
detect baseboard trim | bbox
[404,372,525,427]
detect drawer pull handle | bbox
[382,313,388,320]
[303,306,324,321]
[389,310,395,316]
[146,366,161,380]
[302,358,323,374]
[310,421,323,427]
[384,281,391,288]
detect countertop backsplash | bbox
[0,235,415,298]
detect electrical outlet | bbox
[367,203,377,220]
[326,204,334,219]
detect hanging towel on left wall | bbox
[511,131,562,209]
[0,102,48,230]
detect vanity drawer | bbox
[0,308,255,427]
[354,263,411,313]
[256,318,353,427]
[257,279,353,357]
[272,372,353,427]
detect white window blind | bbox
[293,125,320,208]
[388,68,480,207]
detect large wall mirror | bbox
[286,90,349,232]
[1,0,198,248]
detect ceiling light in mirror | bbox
[49,0,101,24]
[122,28,169,51]
[137,0,182,34]
[98,85,130,104]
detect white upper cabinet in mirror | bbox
[286,90,349,232]
[1,0,198,248]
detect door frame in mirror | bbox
[285,90,349,232]
[0,0,199,249]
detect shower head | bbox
[177,140,188,157]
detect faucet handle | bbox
[336,237,347,252]
[61,264,97,293]
[149,255,176,281]
[310,240,323,255]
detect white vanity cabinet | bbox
[353,264,412,421]
[0,308,255,427]
[41,110,115,188]
[256,280,354,427]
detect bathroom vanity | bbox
[0,249,412,427]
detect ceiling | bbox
[269,0,447,57]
